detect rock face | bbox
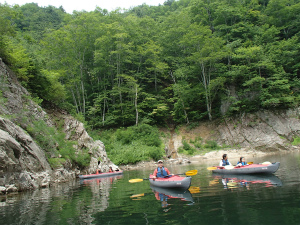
[217,110,300,151]
[0,58,118,193]
[51,111,117,174]
[164,109,300,156]
[0,117,51,191]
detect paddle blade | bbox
[189,186,200,194]
[227,181,238,189]
[129,179,144,183]
[209,179,219,186]
[185,170,198,176]
[247,162,254,165]
[130,193,145,198]
[207,167,217,171]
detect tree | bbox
[180,23,226,120]
[0,3,16,64]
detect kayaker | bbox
[219,154,232,167]
[109,166,114,172]
[237,157,247,166]
[153,160,173,178]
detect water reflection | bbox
[210,174,283,189]
[0,175,123,225]
[151,186,194,206]
[78,175,123,223]
[80,175,123,185]
[3,152,300,225]
[130,186,195,212]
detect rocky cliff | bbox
[164,110,300,159]
[0,58,117,194]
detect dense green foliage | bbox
[97,124,164,164]
[1,0,300,164]
[2,0,300,127]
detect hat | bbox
[157,160,163,163]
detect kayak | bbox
[212,174,282,187]
[79,170,123,179]
[211,162,280,174]
[149,174,191,189]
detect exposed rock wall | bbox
[218,110,300,151]
[0,58,117,193]
[165,110,300,155]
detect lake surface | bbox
[1,151,300,225]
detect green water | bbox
[1,152,300,225]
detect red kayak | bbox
[79,170,123,179]
[149,174,191,189]
[211,162,280,174]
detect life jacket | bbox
[222,159,230,166]
[157,167,168,178]
[238,161,247,166]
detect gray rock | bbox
[0,58,118,193]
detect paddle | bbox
[206,166,234,170]
[130,193,145,198]
[129,169,198,183]
[207,166,218,171]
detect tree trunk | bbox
[200,62,212,121]
[135,84,139,126]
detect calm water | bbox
[1,152,300,225]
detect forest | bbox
[1,0,300,165]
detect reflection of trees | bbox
[79,176,122,224]
[0,177,121,224]
[0,187,52,224]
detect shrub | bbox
[292,136,300,145]
[26,119,90,169]
[101,124,164,165]
[182,140,196,155]
[204,140,220,150]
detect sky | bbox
[1,0,167,13]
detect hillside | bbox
[2,0,300,193]
[1,56,300,193]
[0,58,118,193]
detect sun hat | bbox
[157,160,163,163]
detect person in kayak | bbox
[153,160,173,178]
[219,154,232,167]
[236,157,247,166]
[109,166,114,172]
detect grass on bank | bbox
[26,119,90,169]
[292,136,300,145]
[178,137,231,156]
